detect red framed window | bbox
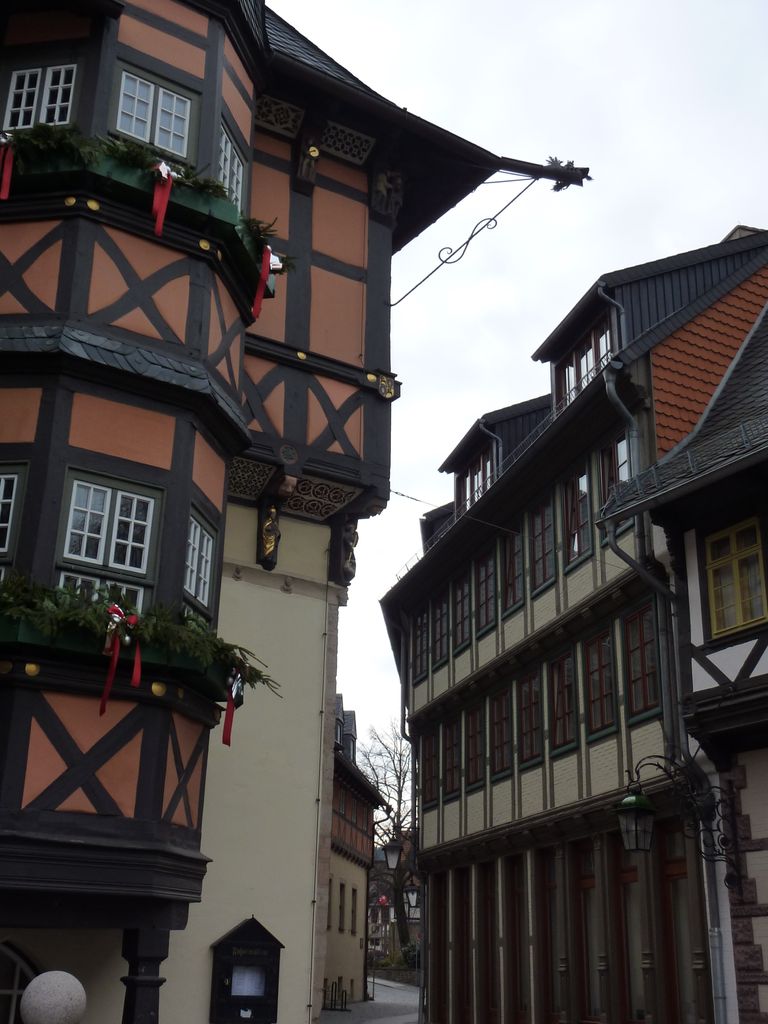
[585,630,614,732]
[412,608,429,679]
[466,705,484,786]
[624,604,658,714]
[432,590,449,663]
[555,317,612,405]
[564,468,590,563]
[490,690,512,774]
[422,731,438,804]
[530,498,554,590]
[503,524,523,609]
[550,652,576,749]
[454,571,471,648]
[456,448,493,511]
[600,433,629,504]
[519,671,541,763]
[475,548,497,632]
[443,719,461,796]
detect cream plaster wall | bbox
[626,719,665,766]
[422,809,439,849]
[564,561,594,606]
[465,790,485,834]
[443,800,460,842]
[433,664,450,699]
[587,736,621,795]
[160,511,339,1024]
[477,631,497,669]
[324,850,367,1003]
[491,779,512,827]
[520,767,544,817]
[552,752,579,806]
[502,611,524,650]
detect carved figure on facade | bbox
[257,500,281,571]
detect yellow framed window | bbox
[706,519,767,635]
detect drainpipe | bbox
[477,418,503,478]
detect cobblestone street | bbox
[320,980,419,1024]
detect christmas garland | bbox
[0,573,279,696]
[0,124,294,266]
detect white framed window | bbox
[109,491,153,574]
[117,71,189,157]
[185,516,213,606]
[0,474,18,554]
[4,65,76,129]
[218,126,244,208]
[65,482,111,564]
[59,571,144,611]
[61,478,158,605]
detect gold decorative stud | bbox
[86,199,100,211]
[0,660,12,674]
[198,239,211,251]
[297,351,307,360]
[151,681,167,697]
[25,663,40,677]
[308,145,320,159]
[366,373,377,382]
[64,196,77,207]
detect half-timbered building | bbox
[381,226,768,1024]
[0,2,590,1023]
[602,291,768,1023]
[323,696,382,1009]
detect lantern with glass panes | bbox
[615,754,741,890]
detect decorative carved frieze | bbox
[228,457,276,500]
[255,95,304,138]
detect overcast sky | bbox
[267,0,768,742]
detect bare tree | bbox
[358,720,413,952]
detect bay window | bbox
[4,65,76,129]
[184,514,213,607]
[117,69,191,158]
[60,476,158,607]
[219,125,245,208]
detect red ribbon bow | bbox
[251,245,272,319]
[151,162,174,237]
[0,136,14,201]
[100,604,142,715]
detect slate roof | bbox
[0,324,250,437]
[265,8,389,103]
[533,228,768,362]
[601,299,768,520]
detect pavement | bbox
[319,979,419,1024]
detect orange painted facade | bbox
[69,394,176,469]
[0,388,42,443]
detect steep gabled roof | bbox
[601,299,768,520]
[265,8,389,102]
[533,228,768,363]
[263,10,588,252]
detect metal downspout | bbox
[477,418,503,478]
[604,524,728,1022]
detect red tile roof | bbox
[652,266,768,456]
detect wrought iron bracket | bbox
[627,755,742,891]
